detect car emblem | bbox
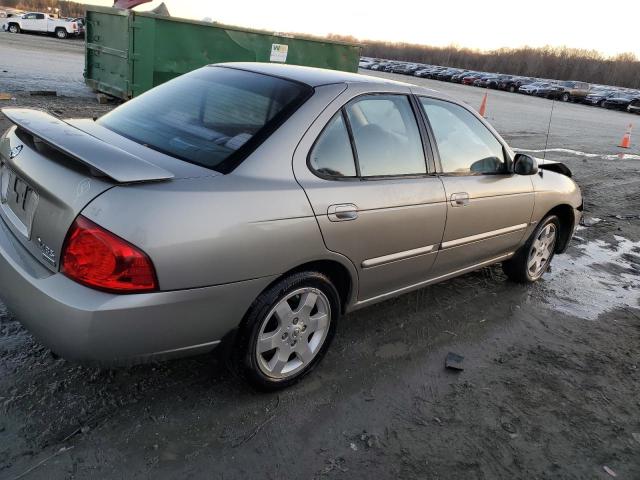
[9,145,23,159]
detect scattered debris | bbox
[632,432,640,444]
[445,352,465,371]
[603,465,617,477]
[320,457,348,474]
[10,446,74,480]
[349,442,358,451]
[611,214,640,220]
[96,93,117,104]
[359,431,381,449]
[501,422,517,434]
[231,396,280,448]
[443,330,458,336]
[581,217,602,227]
[29,90,57,96]
[0,93,13,101]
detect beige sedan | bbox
[0,63,582,389]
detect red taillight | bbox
[61,216,158,293]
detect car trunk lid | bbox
[0,108,199,272]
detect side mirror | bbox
[513,153,539,175]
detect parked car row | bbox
[358,58,640,115]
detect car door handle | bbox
[450,192,470,207]
[327,204,358,222]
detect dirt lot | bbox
[0,35,639,479]
[0,32,89,97]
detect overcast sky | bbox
[84,0,640,58]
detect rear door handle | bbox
[327,203,358,222]
[450,192,470,207]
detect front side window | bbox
[420,97,506,175]
[98,66,312,173]
[345,95,426,177]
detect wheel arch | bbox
[220,257,357,362]
[545,204,575,253]
[278,259,356,314]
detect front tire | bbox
[503,215,560,283]
[235,272,340,390]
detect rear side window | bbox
[309,113,357,177]
[309,94,427,179]
[345,95,426,177]
[420,97,506,175]
[98,67,312,173]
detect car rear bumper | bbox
[0,215,275,365]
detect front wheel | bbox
[55,28,68,39]
[234,271,340,390]
[503,215,560,283]
[561,92,570,102]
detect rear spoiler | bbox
[1,108,174,183]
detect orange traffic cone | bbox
[478,93,488,117]
[619,124,632,149]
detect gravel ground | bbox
[0,36,639,480]
[0,31,90,97]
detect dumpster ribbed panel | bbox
[84,6,361,99]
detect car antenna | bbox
[541,96,556,176]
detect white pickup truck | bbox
[3,12,81,39]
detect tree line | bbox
[328,36,640,90]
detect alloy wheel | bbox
[256,288,331,379]
[527,223,557,279]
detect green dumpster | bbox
[84,6,361,99]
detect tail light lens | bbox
[61,216,158,293]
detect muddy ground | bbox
[1,35,639,479]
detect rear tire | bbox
[561,92,570,102]
[503,215,560,283]
[55,28,68,39]
[234,271,340,391]
[8,24,20,34]
[509,85,516,93]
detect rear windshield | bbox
[98,66,312,173]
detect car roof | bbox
[215,62,451,102]
[217,62,413,88]
[215,62,408,87]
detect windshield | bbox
[98,66,312,173]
